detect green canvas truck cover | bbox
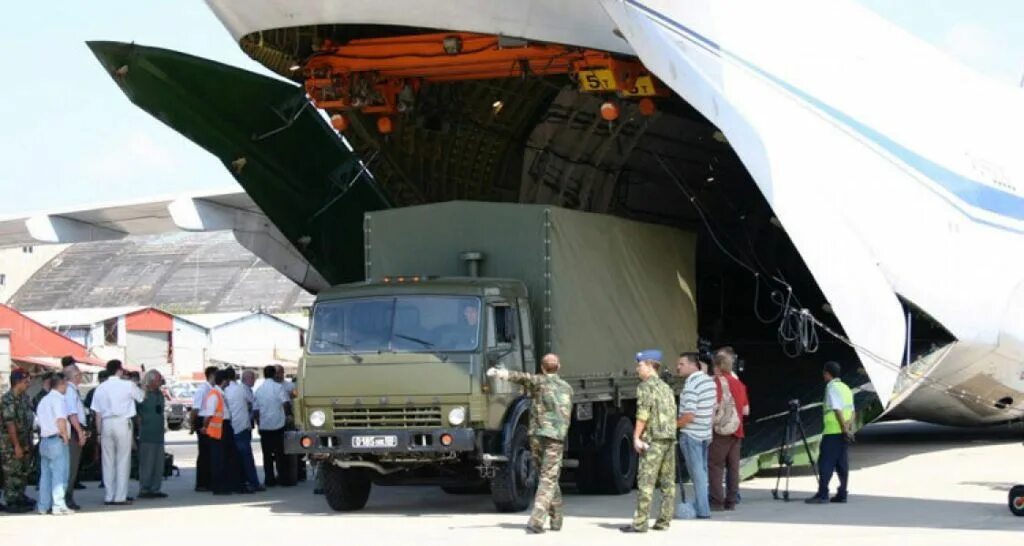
[365,201,697,377]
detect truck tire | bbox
[322,464,372,512]
[167,422,182,431]
[1010,485,1024,516]
[491,424,536,512]
[597,416,638,494]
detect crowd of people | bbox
[3,346,854,525]
[189,364,297,495]
[491,345,854,534]
[0,358,162,514]
[0,357,301,515]
[2,357,97,515]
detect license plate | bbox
[351,435,398,449]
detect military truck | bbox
[286,202,697,512]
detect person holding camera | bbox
[805,361,855,504]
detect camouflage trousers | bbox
[1,445,31,502]
[632,439,676,530]
[528,436,564,529]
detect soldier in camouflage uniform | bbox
[2,368,35,513]
[488,353,574,534]
[621,350,677,533]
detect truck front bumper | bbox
[284,428,475,455]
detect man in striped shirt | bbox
[676,353,716,519]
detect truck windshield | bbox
[308,296,482,355]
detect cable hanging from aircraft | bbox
[653,153,821,358]
[654,152,1022,418]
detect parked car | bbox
[165,382,202,430]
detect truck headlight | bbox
[448,406,466,426]
[309,410,327,428]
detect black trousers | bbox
[816,433,849,497]
[259,428,289,486]
[210,420,240,494]
[193,416,210,490]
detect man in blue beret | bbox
[622,350,678,532]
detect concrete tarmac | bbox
[2,421,1021,545]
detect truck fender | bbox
[500,396,531,457]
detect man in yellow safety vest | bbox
[806,361,855,504]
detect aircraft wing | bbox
[85,42,393,291]
[0,189,249,247]
[0,188,334,292]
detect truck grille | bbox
[332,406,443,428]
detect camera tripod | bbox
[771,402,819,501]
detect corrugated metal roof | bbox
[10,232,314,313]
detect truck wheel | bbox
[491,424,536,512]
[322,464,372,512]
[167,422,182,431]
[597,416,638,494]
[1010,485,1024,516]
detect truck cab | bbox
[288,276,540,511]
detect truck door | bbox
[486,301,523,395]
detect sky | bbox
[0,0,1021,216]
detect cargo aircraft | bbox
[4,0,1022,434]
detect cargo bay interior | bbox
[184,26,959,450]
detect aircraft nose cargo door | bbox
[598,0,907,405]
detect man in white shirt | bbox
[60,359,87,510]
[225,369,262,493]
[189,366,217,493]
[36,373,73,515]
[242,371,258,427]
[89,360,144,505]
[254,365,291,487]
[202,370,236,495]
